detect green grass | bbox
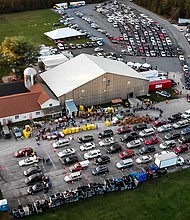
[1,169,190,220]
[0,9,60,46]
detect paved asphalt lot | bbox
[1,97,190,209]
[1,1,190,210]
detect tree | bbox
[0,36,39,74]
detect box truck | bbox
[155,152,184,169]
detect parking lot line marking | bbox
[99,176,104,183]
[41,144,57,170]
[17,199,21,205]
[30,195,35,204]
[41,163,46,172]
[76,151,83,161]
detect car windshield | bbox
[18,150,24,154]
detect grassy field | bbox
[1,168,190,220]
[0,9,60,46]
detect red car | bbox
[119,149,135,159]
[14,147,34,157]
[152,119,167,127]
[117,126,131,134]
[187,94,190,102]
[173,144,189,154]
[145,137,159,145]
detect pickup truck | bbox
[69,160,90,172]
[155,90,171,98]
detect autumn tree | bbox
[0,36,39,74]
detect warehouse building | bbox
[40,54,149,109]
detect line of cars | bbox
[95,1,177,57]
[14,147,51,195]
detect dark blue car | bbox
[181,127,190,135]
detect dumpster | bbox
[75,127,79,133]
[82,125,86,131]
[105,121,111,126]
[63,129,69,135]
[71,128,76,133]
[91,124,95,130]
[87,124,91,130]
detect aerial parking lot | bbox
[1,101,190,210]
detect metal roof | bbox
[40,53,148,98]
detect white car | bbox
[94,47,103,52]
[64,171,82,183]
[52,139,70,148]
[80,142,96,151]
[18,157,39,167]
[154,151,170,158]
[58,148,75,158]
[179,55,184,61]
[173,120,189,129]
[126,139,141,148]
[159,140,176,149]
[115,158,133,169]
[84,149,101,160]
[99,137,114,147]
[139,128,155,137]
[136,155,152,164]
[157,124,172,133]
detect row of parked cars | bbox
[95,1,177,57]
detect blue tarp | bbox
[65,99,78,114]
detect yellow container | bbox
[105,121,111,126]
[87,124,91,130]
[63,129,69,135]
[82,125,86,131]
[91,124,95,130]
[75,127,79,133]
[71,127,76,133]
[68,128,72,134]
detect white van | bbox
[182,109,190,119]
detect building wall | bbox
[41,99,60,109]
[59,73,148,107]
[0,110,44,125]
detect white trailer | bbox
[155,152,184,169]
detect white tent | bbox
[142,63,151,69]
[44,27,85,40]
[127,61,134,67]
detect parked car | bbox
[12,126,22,138]
[115,158,133,169]
[173,119,189,129]
[178,135,190,144]
[155,90,171,98]
[106,143,122,154]
[145,137,159,145]
[80,142,96,151]
[181,127,190,135]
[78,135,94,143]
[2,125,11,139]
[152,119,167,127]
[126,139,142,148]
[91,165,109,175]
[117,126,131,134]
[164,132,180,140]
[69,160,90,172]
[157,124,172,133]
[95,155,110,165]
[138,145,156,155]
[15,147,34,157]
[159,140,176,149]
[25,172,44,185]
[120,132,139,142]
[98,129,113,138]
[99,137,114,147]
[173,144,189,154]
[60,155,79,165]
[133,123,147,131]
[52,139,70,148]
[19,157,39,167]
[119,149,135,159]
[27,181,51,194]
[24,166,42,176]
[139,128,155,137]
[64,171,82,183]
[136,155,152,164]
[84,149,101,160]
[58,148,76,158]
[167,113,182,123]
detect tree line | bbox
[0,0,104,14]
[133,0,190,21]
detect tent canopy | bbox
[44,27,85,40]
[65,99,78,114]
